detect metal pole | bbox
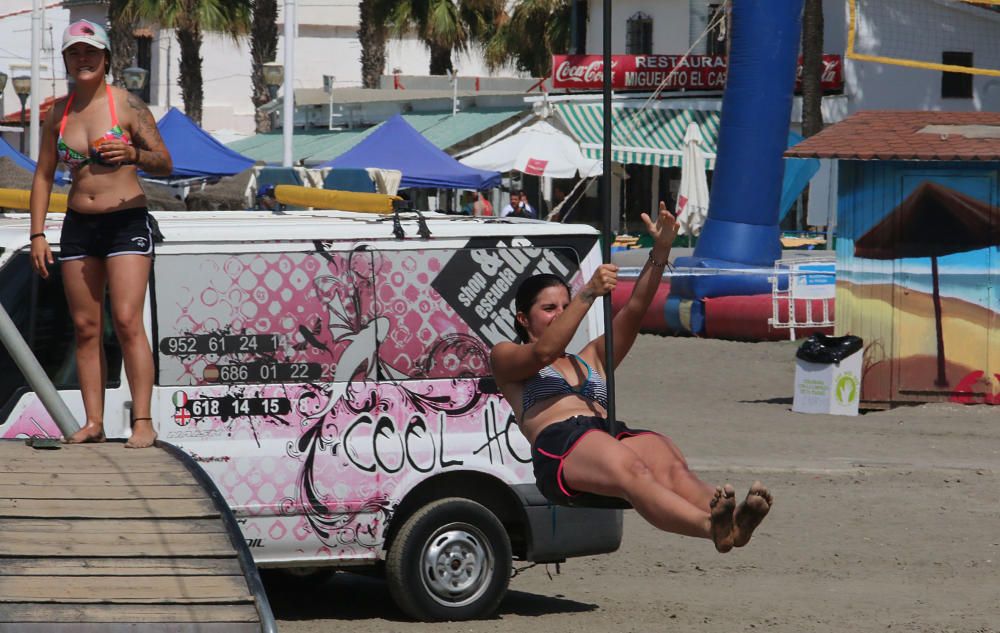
[0,304,79,438]
[282,0,295,167]
[601,0,616,431]
[29,0,41,160]
[18,96,27,154]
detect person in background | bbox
[501,189,535,218]
[547,183,569,222]
[459,191,476,216]
[29,19,173,448]
[473,191,493,217]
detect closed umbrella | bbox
[676,122,710,237]
[854,181,1000,387]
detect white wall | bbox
[585,0,690,56]
[145,1,518,135]
[835,0,1000,113]
[0,3,70,119]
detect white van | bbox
[0,209,622,621]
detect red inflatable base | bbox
[703,294,834,341]
[610,278,671,332]
[611,282,834,341]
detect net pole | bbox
[601,0,617,433]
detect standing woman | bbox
[29,19,173,448]
[490,203,772,552]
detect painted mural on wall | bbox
[146,237,593,561]
[838,178,999,405]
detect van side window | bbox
[0,253,122,415]
[375,246,581,380]
[153,250,377,386]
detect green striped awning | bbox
[555,103,720,168]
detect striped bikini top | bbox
[57,84,132,170]
[522,353,609,413]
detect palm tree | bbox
[107,0,139,89]
[382,0,504,76]
[358,0,388,89]
[801,0,824,138]
[130,0,251,125]
[484,0,571,78]
[250,0,279,132]
[799,0,824,231]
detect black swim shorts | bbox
[530,415,656,505]
[58,207,155,261]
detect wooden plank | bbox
[0,461,186,475]
[0,557,242,577]
[0,603,259,623]
[0,472,196,487]
[0,518,228,535]
[0,575,252,604]
[0,485,206,500]
[0,624,262,633]
[0,442,175,460]
[2,531,238,558]
[0,498,219,519]
[0,446,180,465]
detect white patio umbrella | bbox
[459,120,603,178]
[675,122,710,236]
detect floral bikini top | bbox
[57,84,132,170]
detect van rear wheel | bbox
[386,498,511,621]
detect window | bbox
[707,4,728,57]
[135,35,153,103]
[626,12,653,55]
[941,51,973,99]
[0,254,122,416]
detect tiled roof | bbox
[784,110,1000,161]
[0,95,62,125]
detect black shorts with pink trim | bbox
[530,415,655,505]
[58,207,154,261]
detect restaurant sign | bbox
[551,54,844,92]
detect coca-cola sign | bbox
[551,54,844,92]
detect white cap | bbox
[62,19,110,52]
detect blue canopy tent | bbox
[0,135,70,185]
[320,115,500,190]
[151,108,255,179]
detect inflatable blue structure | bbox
[667,0,805,332]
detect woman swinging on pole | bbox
[29,19,173,448]
[490,202,772,552]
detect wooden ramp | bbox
[0,440,276,633]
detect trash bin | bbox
[792,333,864,416]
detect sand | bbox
[267,334,1000,633]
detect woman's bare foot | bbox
[732,481,773,548]
[709,484,736,553]
[124,417,157,449]
[65,423,106,444]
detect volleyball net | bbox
[847,0,1000,77]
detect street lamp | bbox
[12,75,30,154]
[122,65,149,100]
[262,62,283,131]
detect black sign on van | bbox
[432,238,588,347]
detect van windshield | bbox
[0,252,121,418]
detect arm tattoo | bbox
[126,92,172,175]
[580,288,597,304]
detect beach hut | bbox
[786,111,999,407]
